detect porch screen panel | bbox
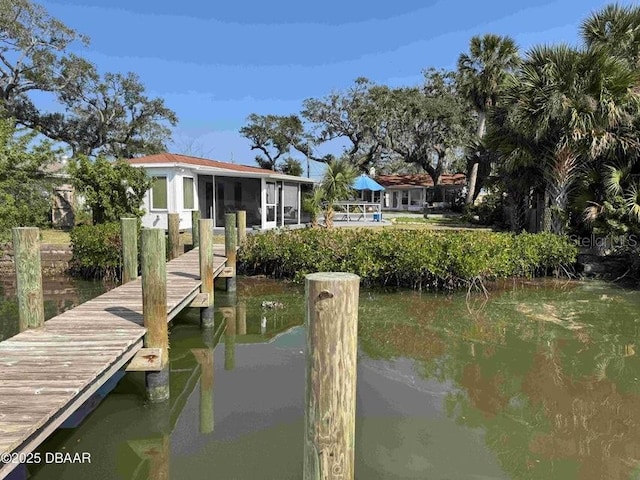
[283,183,298,225]
[300,183,312,223]
[214,177,262,227]
[183,177,194,209]
[152,176,167,210]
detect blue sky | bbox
[42,0,632,178]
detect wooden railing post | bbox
[12,227,44,332]
[121,217,138,283]
[191,210,201,248]
[303,272,360,480]
[199,218,214,328]
[237,210,247,246]
[224,212,237,292]
[168,213,180,260]
[141,228,169,402]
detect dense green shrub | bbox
[69,223,122,280]
[238,229,577,290]
[464,192,507,228]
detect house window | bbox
[151,176,167,210]
[183,177,194,210]
[410,189,422,206]
[402,191,409,206]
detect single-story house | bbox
[375,173,466,211]
[126,153,316,230]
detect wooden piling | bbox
[12,227,44,332]
[168,213,180,260]
[303,272,360,480]
[191,210,201,248]
[224,212,237,292]
[121,217,138,283]
[237,210,247,246]
[199,218,215,328]
[141,229,169,402]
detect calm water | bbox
[0,274,108,341]
[3,275,640,479]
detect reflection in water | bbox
[23,277,640,479]
[0,274,108,341]
[191,349,214,434]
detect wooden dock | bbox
[0,245,228,479]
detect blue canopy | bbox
[353,174,385,191]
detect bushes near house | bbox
[238,228,577,290]
[69,223,122,280]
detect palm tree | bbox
[581,3,640,68]
[302,186,325,228]
[458,34,520,204]
[488,43,640,234]
[321,158,357,228]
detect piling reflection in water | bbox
[192,349,214,434]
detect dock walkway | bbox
[0,245,227,478]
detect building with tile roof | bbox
[126,153,315,230]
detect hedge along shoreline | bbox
[237,228,578,291]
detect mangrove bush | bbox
[238,229,577,290]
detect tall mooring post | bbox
[224,212,237,292]
[303,272,360,480]
[121,217,138,283]
[199,218,215,328]
[167,213,180,260]
[191,210,201,249]
[12,227,44,332]
[141,229,169,402]
[237,210,247,246]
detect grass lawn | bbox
[40,229,71,244]
[390,215,490,231]
[181,232,225,245]
[39,229,225,246]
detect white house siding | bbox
[382,188,425,211]
[141,167,177,229]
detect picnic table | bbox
[333,201,382,222]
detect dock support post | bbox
[141,229,169,402]
[224,212,237,292]
[191,210,201,248]
[121,217,138,283]
[12,227,44,332]
[237,210,247,246]
[303,272,360,480]
[168,213,180,260]
[199,218,215,328]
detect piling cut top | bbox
[305,272,360,282]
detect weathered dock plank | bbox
[0,246,228,479]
